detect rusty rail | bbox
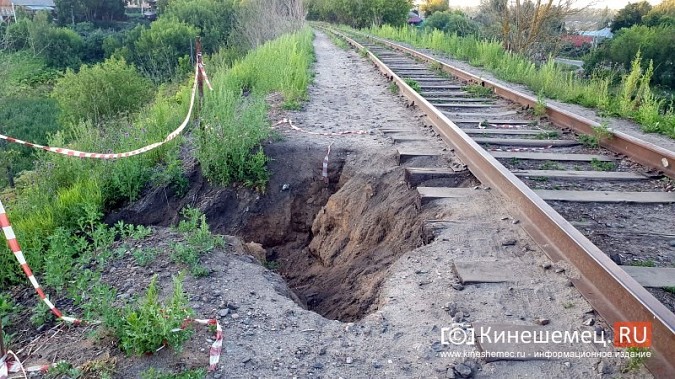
[358,30,675,180]
[320,26,675,378]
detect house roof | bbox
[581,27,613,39]
[11,0,55,6]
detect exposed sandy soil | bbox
[2,30,654,379]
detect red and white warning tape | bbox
[198,63,213,91]
[0,200,80,325]
[0,63,223,376]
[0,64,200,160]
[0,196,223,375]
[0,316,223,377]
[322,143,333,184]
[274,118,369,137]
[176,318,223,371]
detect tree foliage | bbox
[421,0,449,17]
[477,0,570,57]
[307,0,412,28]
[643,0,675,27]
[55,0,127,25]
[163,0,236,53]
[111,18,198,83]
[584,25,675,89]
[51,57,153,125]
[611,1,652,32]
[424,10,480,37]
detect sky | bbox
[447,0,663,9]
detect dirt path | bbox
[202,31,650,378]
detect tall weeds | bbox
[197,28,314,189]
[361,25,675,138]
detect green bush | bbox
[584,25,675,89]
[51,57,153,125]
[164,0,236,53]
[111,275,194,355]
[306,0,411,28]
[424,10,481,37]
[130,18,198,83]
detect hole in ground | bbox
[107,144,429,322]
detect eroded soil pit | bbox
[108,141,429,322]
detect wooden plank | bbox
[622,266,675,288]
[419,85,463,90]
[453,119,533,125]
[513,170,647,181]
[423,97,492,103]
[406,167,456,176]
[536,190,675,203]
[397,148,439,157]
[491,151,614,162]
[391,135,428,142]
[417,187,474,201]
[420,91,471,97]
[453,261,522,284]
[431,103,493,108]
[474,138,580,147]
[444,111,518,118]
[463,129,545,136]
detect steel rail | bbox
[320,26,675,378]
[356,31,675,180]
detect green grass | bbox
[590,158,616,171]
[198,28,315,189]
[358,25,675,139]
[404,79,421,93]
[539,161,562,170]
[0,72,192,285]
[631,260,656,267]
[534,131,560,140]
[464,84,493,97]
[389,82,399,94]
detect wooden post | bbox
[195,36,204,130]
[196,36,204,106]
[0,316,6,358]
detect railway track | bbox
[320,26,675,377]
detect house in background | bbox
[0,0,55,22]
[580,27,614,46]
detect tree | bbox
[55,0,127,24]
[425,10,480,37]
[478,0,573,57]
[421,0,449,17]
[305,0,411,28]
[643,0,675,27]
[584,25,675,89]
[124,18,198,82]
[611,1,652,32]
[51,57,153,125]
[164,0,236,53]
[232,0,305,48]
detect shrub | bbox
[110,275,194,355]
[131,18,198,83]
[164,0,236,53]
[425,10,481,37]
[51,57,153,125]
